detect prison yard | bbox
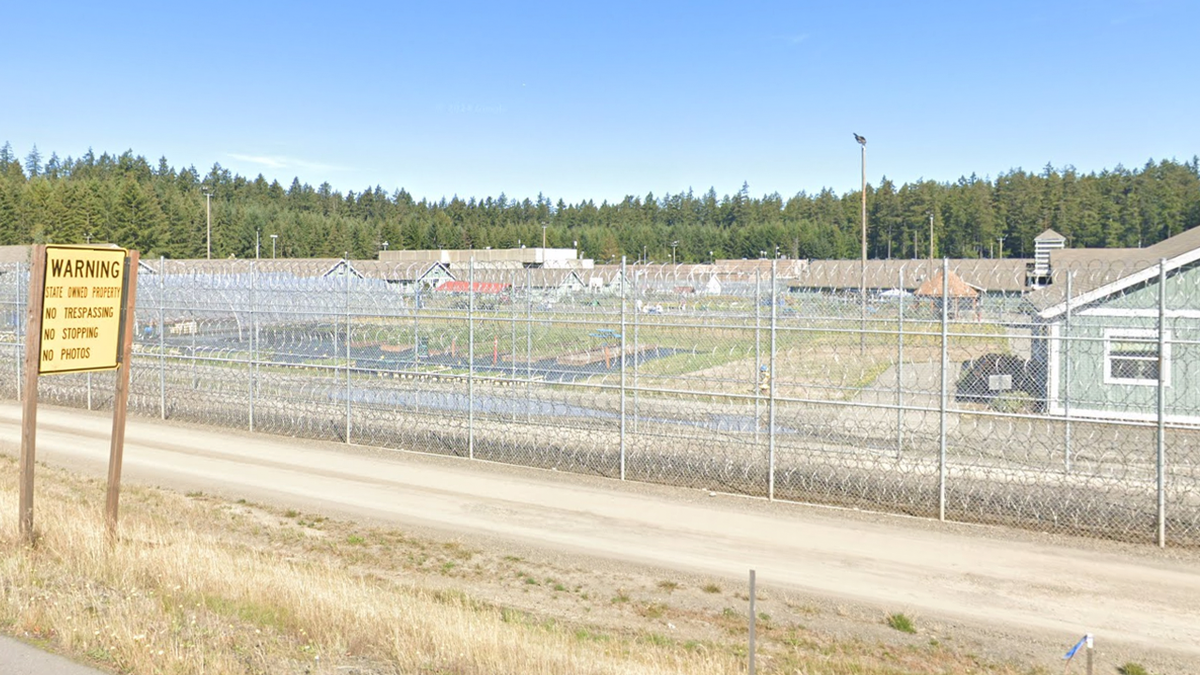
[1,229,1197,549]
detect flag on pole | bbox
[1063,635,1087,660]
[1062,634,1091,673]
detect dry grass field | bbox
[0,455,1061,675]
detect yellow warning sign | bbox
[38,245,128,374]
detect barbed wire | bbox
[0,257,1194,545]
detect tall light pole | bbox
[854,133,868,354]
[270,234,278,259]
[202,188,212,259]
[929,212,935,265]
[541,223,547,249]
[671,240,678,265]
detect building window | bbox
[1104,329,1170,386]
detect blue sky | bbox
[4,1,1197,204]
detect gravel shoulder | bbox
[2,402,1198,673]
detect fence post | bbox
[249,258,256,432]
[755,269,762,445]
[632,267,639,434]
[159,256,166,419]
[1064,271,1073,472]
[768,260,777,501]
[938,258,949,521]
[1157,259,1167,547]
[344,255,351,444]
[620,257,627,480]
[896,266,904,460]
[510,268,517,421]
[526,267,532,423]
[15,261,23,401]
[748,569,757,675]
[468,257,475,460]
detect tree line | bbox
[2,142,1198,263]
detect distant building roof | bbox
[142,258,358,278]
[914,270,979,298]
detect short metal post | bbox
[748,569,757,675]
[1086,634,1094,675]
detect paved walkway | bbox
[0,636,105,675]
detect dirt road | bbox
[2,402,1198,669]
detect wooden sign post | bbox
[19,244,139,543]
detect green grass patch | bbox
[886,612,916,634]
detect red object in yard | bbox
[435,281,510,294]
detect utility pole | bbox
[997,235,1006,259]
[929,212,935,265]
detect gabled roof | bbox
[1029,225,1200,319]
[913,270,979,298]
[352,260,450,283]
[1035,229,1066,242]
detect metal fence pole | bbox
[938,258,949,521]
[896,267,904,460]
[755,270,762,445]
[620,257,627,480]
[413,267,420,372]
[526,267,532,423]
[15,261,23,401]
[344,256,351,444]
[1157,259,1167,547]
[748,569,757,675]
[633,268,639,434]
[468,258,475,460]
[768,260,777,500]
[249,259,256,432]
[1064,271,1073,472]
[159,256,166,419]
[510,269,517,422]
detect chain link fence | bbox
[0,255,1196,546]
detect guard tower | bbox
[1028,229,1066,288]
